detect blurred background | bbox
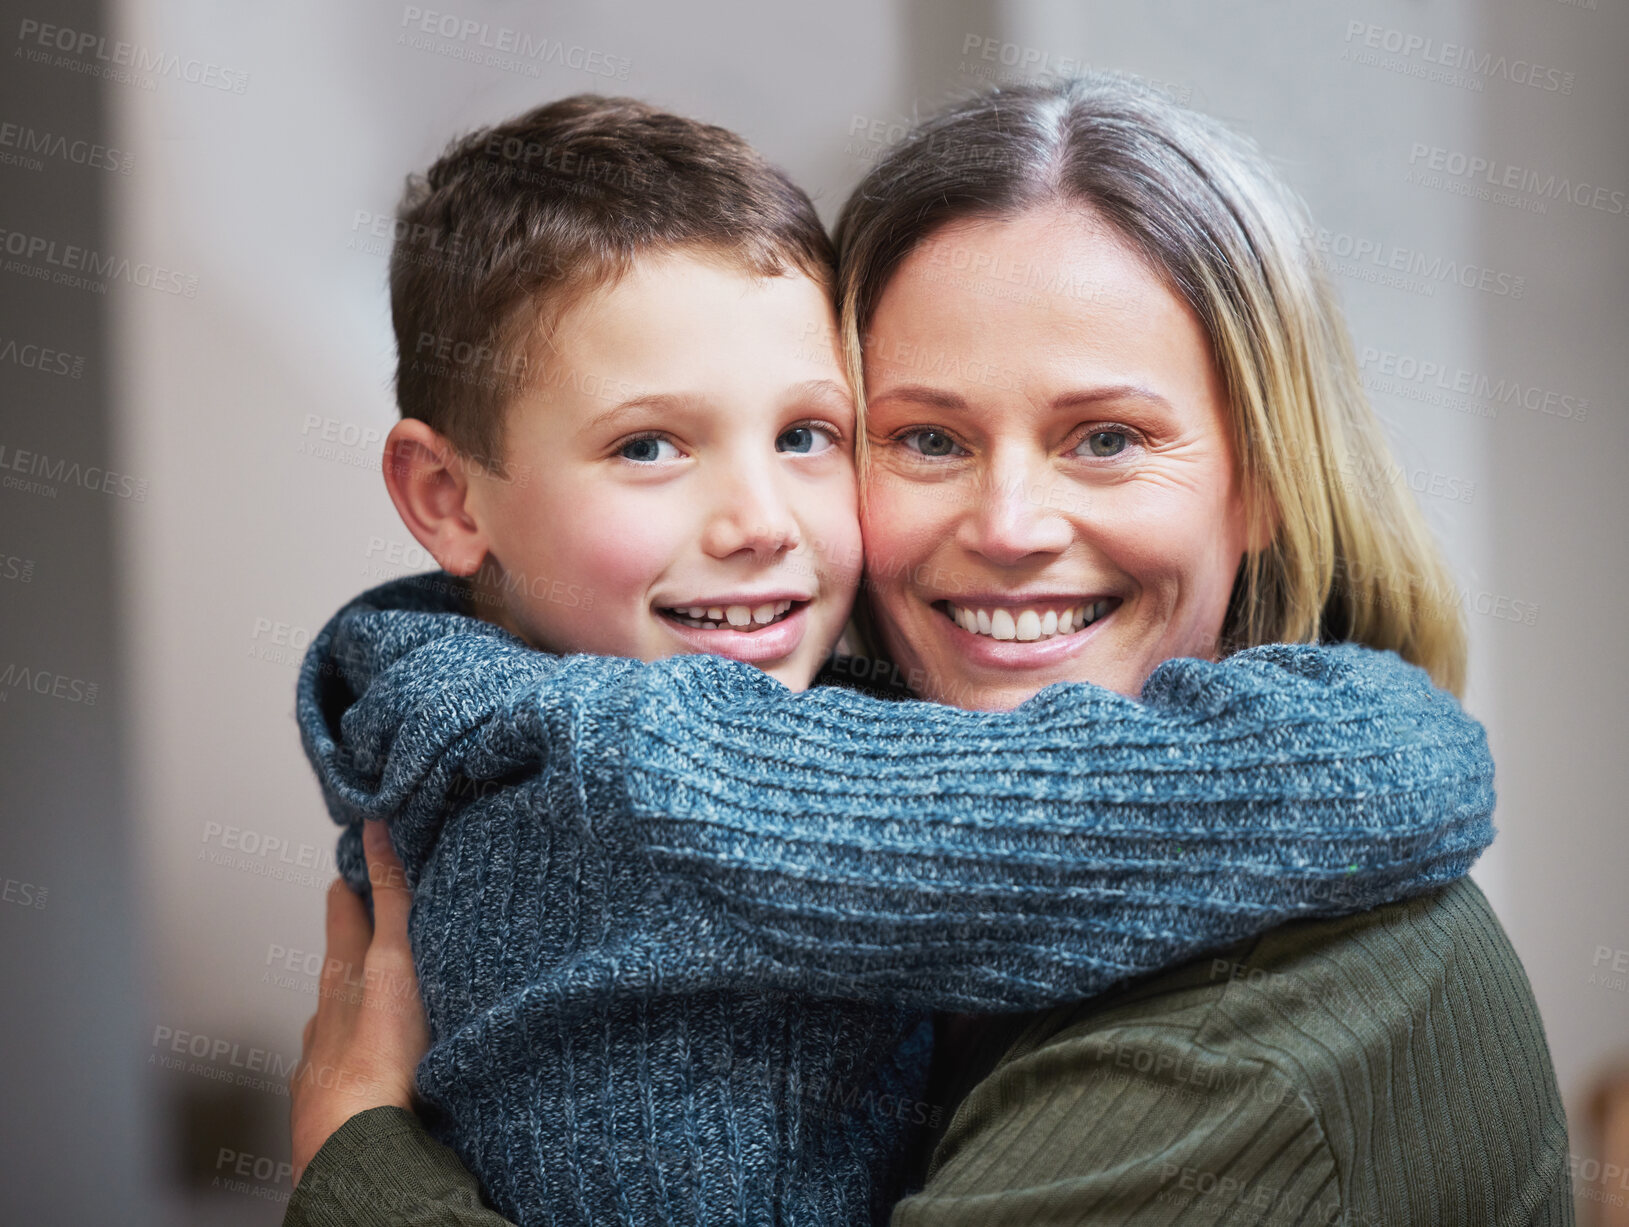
[2,0,1625,1221]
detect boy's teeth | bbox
[947,599,1110,642]
[666,600,801,631]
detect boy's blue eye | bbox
[618,436,681,463]
[777,425,836,455]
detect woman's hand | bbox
[288,821,428,1186]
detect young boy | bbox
[293,96,1495,1227]
[379,95,861,691]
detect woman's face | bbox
[860,205,1258,710]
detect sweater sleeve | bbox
[504,641,1494,1011]
[283,1107,516,1227]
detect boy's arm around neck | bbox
[493,640,1496,1011]
[294,578,1493,1012]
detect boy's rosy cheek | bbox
[562,499,687,592]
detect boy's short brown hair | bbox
[389,94,835,467]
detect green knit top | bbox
[285,878,1572,1226]
[893,875,1572,1225]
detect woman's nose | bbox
[700,470,802,561]
[955,457,1075,566]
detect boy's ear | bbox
[381,419,490,576]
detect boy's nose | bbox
[701,475,801,561]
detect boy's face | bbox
[465,251,861,691]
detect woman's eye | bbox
[617,435,681,463]
[1078,430,1131,458]
[777,424,838,455]
[898,427,964,458]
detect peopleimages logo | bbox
[397,6,631,80]
[0,119,133,173]
[14,18,250,92]
[955,35,1193,103]
[1299,224,1526,299]
[0,442,150,500]
[0,336,85,378]
[1358,345,1590,421]
[1341,22,1575,94]
[0,662,98,705]
[1408,144,1626,218]
[0,226,199,296]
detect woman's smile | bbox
[936,595,1118,641]
[928,593,1121,669]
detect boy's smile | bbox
[450,250,862,690]
[655,595,813,664]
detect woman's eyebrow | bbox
[865,383,969,411]
[867,382,1172,412]
[1050,384,1174,412]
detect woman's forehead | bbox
[863,208,1216,413]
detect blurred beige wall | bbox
[0,0,1612,1221]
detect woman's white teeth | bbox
[949,600,1109,641]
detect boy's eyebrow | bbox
[579,392,703,437]
[579,379,854,437]
[787,378,856,413]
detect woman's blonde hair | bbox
[834,73,1467,694]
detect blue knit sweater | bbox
[296,573,1495,1227]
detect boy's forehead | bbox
[506,257,850,436]
[547,256,839,367]
[569,249,835,322]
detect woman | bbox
[286,75,1569,1225]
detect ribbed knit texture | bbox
[295,573,1497,1227]
[892,878,1572,1225]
